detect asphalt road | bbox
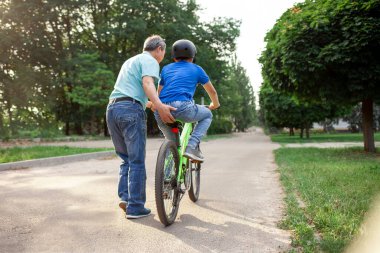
[0,129,290,253]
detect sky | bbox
[197,0,303,104]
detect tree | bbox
[344,103,380,133]
[0,0,64,137]
[0,0,245,137]
[260,0,380,152]
[228,58,257,132]
[67,53,114,134]
[259,82,345,138]
[260,83,299,135]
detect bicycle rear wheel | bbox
[188,162,201,202]
[155,140,180,226]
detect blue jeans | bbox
[106,100,147,213]
[154,100,213,148]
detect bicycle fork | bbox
[169,123,193,194]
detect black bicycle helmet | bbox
[171,39,197,59]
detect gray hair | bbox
[143,35,166,52]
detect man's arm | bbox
[145,85,163,111]
[142,76,176,123]
[157,85,163,96]
[203,81,220,110]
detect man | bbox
[106,35,176,219]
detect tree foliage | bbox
[0,0,253,138]
[259,82,346,138]
[228,58,257,132]
[260,0,380,151]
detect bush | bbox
[0,126,10,141]
[208,118,233,134]
[11,126,63,139]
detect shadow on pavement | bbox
[136,198,290,252]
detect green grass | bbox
[271,132,380,144]
[275,147,380,252]
[41,135,110,142]
[0,146,113,163]
[2,135,111,143]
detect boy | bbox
[153,39,220,162]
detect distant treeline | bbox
[0,0,257,139]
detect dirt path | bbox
[0,129,290,253]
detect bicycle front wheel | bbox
[188,162,201,202]
[155,140,180,226]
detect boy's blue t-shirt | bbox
[159,61,210,103]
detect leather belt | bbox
[109,97,142,107]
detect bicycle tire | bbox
[188,162,201,202]
[155,140,180,226]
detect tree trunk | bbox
[0,111,3,127]
[6,104,15,136]
[91,110,96,135]
[74,121,83,135]
[103,115,109,136]
[0,111,4,137]
[300,128,304,139]
[289,127,294,136]
[72,102,83,135]
[65,120,70,135]
[96,117,101,135]
[362,99,376,152]
[306,127,310,139]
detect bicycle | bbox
[154,120,201,226]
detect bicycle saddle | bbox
[166,120,183,128]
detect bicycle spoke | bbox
[162,148,177,219]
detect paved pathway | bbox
[0,129,290,252]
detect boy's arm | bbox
[142,76,176,123]
[203,81,220,110]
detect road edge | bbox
[0,151,116,172]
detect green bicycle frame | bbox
[177,121,192,183]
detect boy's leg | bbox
[154,111,176,142]
[186,104,213,149]
[172,101,212,161]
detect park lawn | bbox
[0,146,112,163]
[271,132,380,144]
[275,147,380,253]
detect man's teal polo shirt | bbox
[109,51,159,109]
